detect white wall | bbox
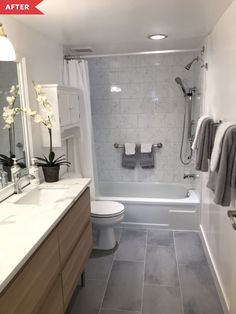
[201,0,236,310]
[89,52,200,184]
[0,16,64,157]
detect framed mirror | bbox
[0,55,32,201]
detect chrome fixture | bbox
[175,77,187,97]
[185,46,208,70]
[15,173,34,194]
[183,174,200,179]
[185,57,199,70]
[175,77,196,165]
[114,143,163,149]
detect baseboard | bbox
[200,224,229,314]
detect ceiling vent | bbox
[71,47,93,53]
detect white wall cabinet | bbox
[40,85,80,147]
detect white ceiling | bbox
[14,0,234,55]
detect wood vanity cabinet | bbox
[0,188,92,314]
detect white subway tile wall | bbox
[88,52,200,183]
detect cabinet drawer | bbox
[62,222,92,310]
[0,231,60,314]
[39,276,64,314]
[58,188,90,266]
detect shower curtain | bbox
[63,59,97,199]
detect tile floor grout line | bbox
[140,228,148,314]
[173,231,185,314]
[97,228,123,314]
[100,307,141,313]
[100,306,141,313]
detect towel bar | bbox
[114,143,163,149]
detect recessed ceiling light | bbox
[148,34,168,40]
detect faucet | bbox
[183,173,200,179]
[15,173,34,194]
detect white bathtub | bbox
[96,182,200,230]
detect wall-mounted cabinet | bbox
[40,85,80,147]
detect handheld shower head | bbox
[175,77,187,96]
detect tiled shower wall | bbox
[88,52,200,183]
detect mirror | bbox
[0,56,32,199]
[0,61,26,183]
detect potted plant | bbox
[2,83,70,183]
[32,83,70,182]
[1,85,25,180]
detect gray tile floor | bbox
[68,229,223,314]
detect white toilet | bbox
[91,201,124,250]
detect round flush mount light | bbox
[148,34,168,40]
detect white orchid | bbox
[34,84,42,94]
[9,85,19,95]
[26,108,37,116]
[6,96,15,106]
[2,104,21,128]
[34,114,43,123]
[33,82,54,129]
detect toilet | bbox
[91,201,125,250]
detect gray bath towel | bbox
[139,147,155,169]
[207,125,236,206]
[208,123,219,158]
[195,118,213,171]
[122,146,137,169]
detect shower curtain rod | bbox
[64,55,84,61]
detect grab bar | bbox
[114,143,163,149]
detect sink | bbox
[15,187,68,206]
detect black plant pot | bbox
[42,165,60,183]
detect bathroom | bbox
[0,0,236,314]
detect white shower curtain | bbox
[63,59,97,199]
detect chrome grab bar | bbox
[227,210,236,230]
[114,143,163,149]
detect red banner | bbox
[0,0,44,14]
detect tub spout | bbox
[183,174,200,179]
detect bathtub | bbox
[96,182,200,231]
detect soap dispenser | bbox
[11,158,20,183]
[0,169,8,188]
[29,158,40,186]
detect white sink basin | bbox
[15,187,68,206]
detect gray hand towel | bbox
[122,146,137,169]
[207,125,236,206]
[139,146,155,169]
[195,118,213,172]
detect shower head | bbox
[185,56,199,70]
[175,77,187,96]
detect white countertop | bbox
[0,176,91,294]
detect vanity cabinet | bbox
[40,84,80,147]
[0,188,92,314]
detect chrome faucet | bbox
[15,173,34,194]
[183,173,200,179]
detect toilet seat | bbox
[91,201,124,218]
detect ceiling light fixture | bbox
[148,34,168,40]
[0,22,16,61]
